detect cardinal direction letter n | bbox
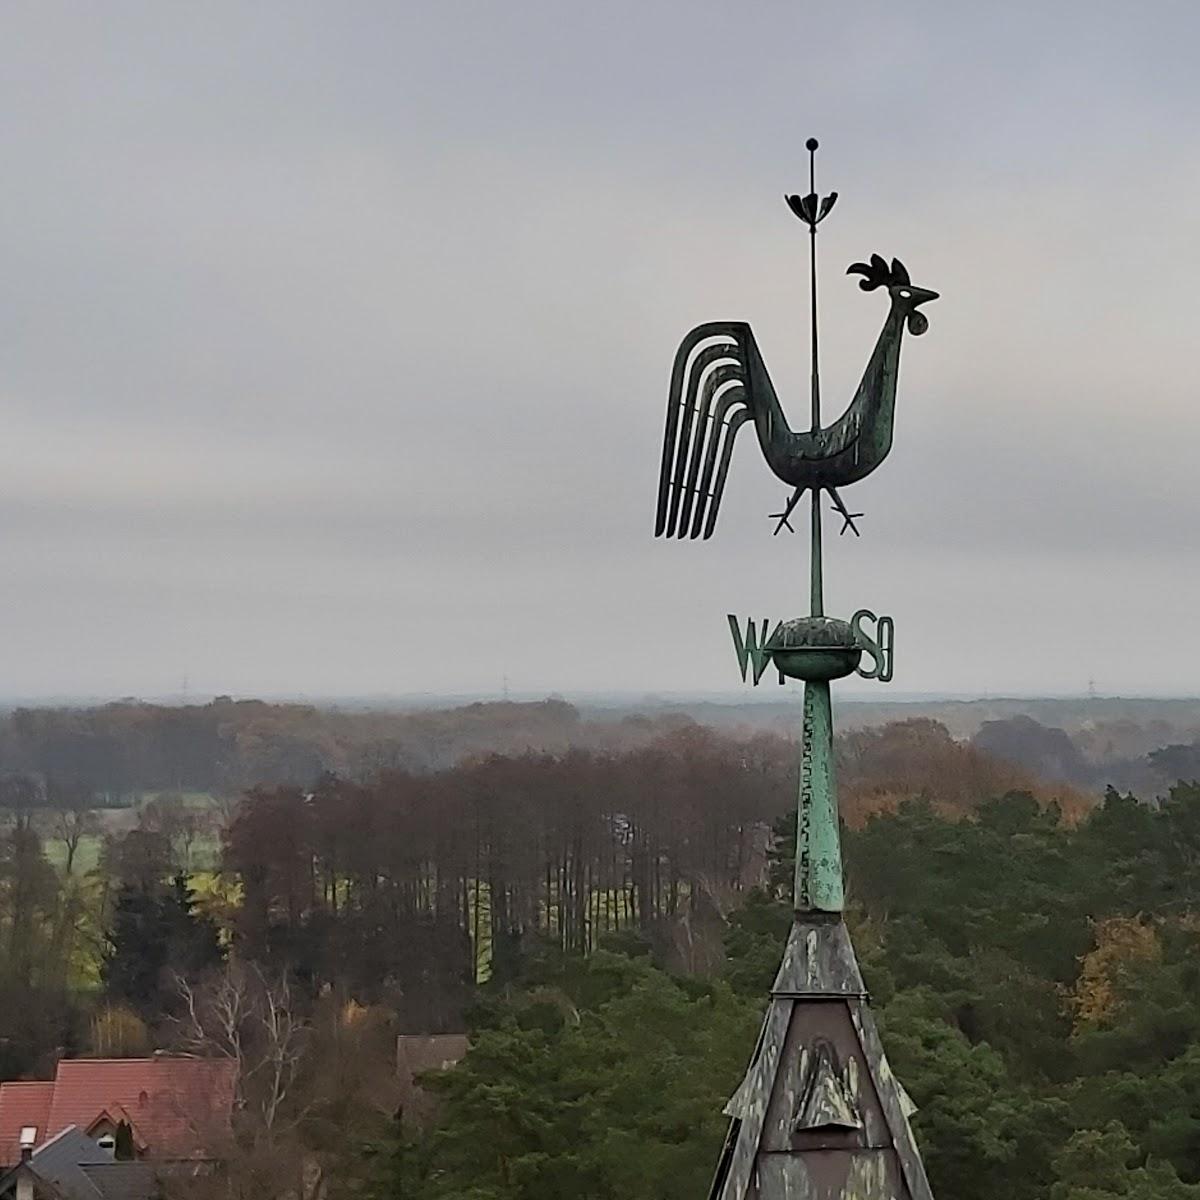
[728,615,784,686]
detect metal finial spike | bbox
[785,138,837,229]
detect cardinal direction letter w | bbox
[728,615,784,686]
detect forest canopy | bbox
[396,784,1200,1200]
[3,702,1200,1198]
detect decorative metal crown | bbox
[846,254,911,291]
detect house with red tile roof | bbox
[0,1086,53,1169]
[0,1058,236,1168]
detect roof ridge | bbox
[57,1057,213,1065]
[31,1124,79,1155]
[58,1059,160,1068]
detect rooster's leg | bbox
[827,487,863,537]
[769,487,806,536]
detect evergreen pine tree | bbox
[102,875,223,1014]
[164,872,222,977]
[102,883,171,1011]
[113,1120,135,1162]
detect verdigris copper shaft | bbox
[796,680,843,913]
[652,138,938,1199]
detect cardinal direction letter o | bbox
[851,610,894,683]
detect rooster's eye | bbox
[898,289,911,299]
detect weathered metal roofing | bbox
[79,1163,162,1200]
[710,918,934,1200]
[27,1126,111,1200]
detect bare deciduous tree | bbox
[44,775,99,876]
[173,961,308,1138]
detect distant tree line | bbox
[4,695,1199,807]
[0,697,711,797]
[214,717,1093,1035]
[224,729,792,1029]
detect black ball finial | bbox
[805,137,819,152]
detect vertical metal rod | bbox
[810,487,823,617]
[807,138,824,618]
[797,138,838,914]
[808,141,820,434]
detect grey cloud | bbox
[0,1,1198,698]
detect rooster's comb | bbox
[847,254,910,291]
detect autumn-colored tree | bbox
[838,718,1092,826]
[90,1003,151,1057]
[1071,917,1160,1031]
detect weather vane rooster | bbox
[655,138,937,546]
[652,140,942,1200]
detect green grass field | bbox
[43,832,222,875]
[42,791,225,876]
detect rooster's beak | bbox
[910,286,939,306]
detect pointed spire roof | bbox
[710,918,934,1200]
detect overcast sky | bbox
[1,1,1198,701]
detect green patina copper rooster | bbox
[655,209,937,541]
